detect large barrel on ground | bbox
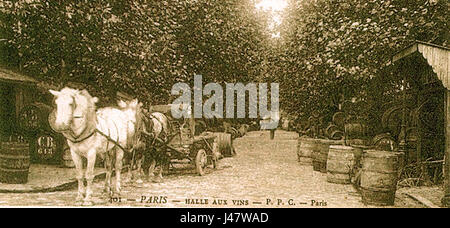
[62,142,75,168]
[360,150,399,206]
[214,133,234,157]
[312,139,343,173]
[0,142,30,184]
[18,103,54,134]
[326,145,362,184]
[297,137,317,165]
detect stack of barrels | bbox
[297,135,405,206]
[297,137,343,172]
[326,146,404,206]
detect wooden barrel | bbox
[214,133,234,157]
[360,150,399,206]
[332,112,345,128]
[18,103,54,134]
[312,139,343,173]
[347,138,367,147]
[62,143,75,168]
[297,137,317,165]
[329,130,344,140]
[238,124,249,137]
[0,142,30,184]
[326,145,362,184]
[325,124,339,138]
[344,123,367,139]
[230,127,239,139]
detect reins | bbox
[54,95,170,169]
[94,128,130,154]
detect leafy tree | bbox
[0,0,270,106]
[279,0,448,129]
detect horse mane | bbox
[68,88,96,112]
[59,87,97,121]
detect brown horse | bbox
[144,112,171,182]
[119,101,171,183]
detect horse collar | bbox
[65,109,97,144]
[67,128,96,143]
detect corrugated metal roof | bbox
[393,41,450,89]
[0,67,37,84]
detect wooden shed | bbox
[0,67,65,165]
[391,41,450,206]
[0,67,38,140]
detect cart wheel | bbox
[195,149,208,176]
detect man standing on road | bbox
[260,110,279,140]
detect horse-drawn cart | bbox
[147,105,220,176]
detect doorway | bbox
[0,83,16,140]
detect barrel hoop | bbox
[328,154,356,160]
[0,145,29,149]
[361,168,397,174]
[363,151,399,159]
[328,170,351,175]
[0,167,29,172]
[0,147,29,152]
[0,154,30,159]
[301,144,315,148]
[360,186,396,193]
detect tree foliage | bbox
[0,0,270,105]
[279,0,448,124]
[0,0,448,128]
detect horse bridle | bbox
[57,94,97,143]
[58,94,142,162]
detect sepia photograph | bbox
[0,0,448,212]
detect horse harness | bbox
[61,102,167,158]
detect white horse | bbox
[49,88,138,205]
